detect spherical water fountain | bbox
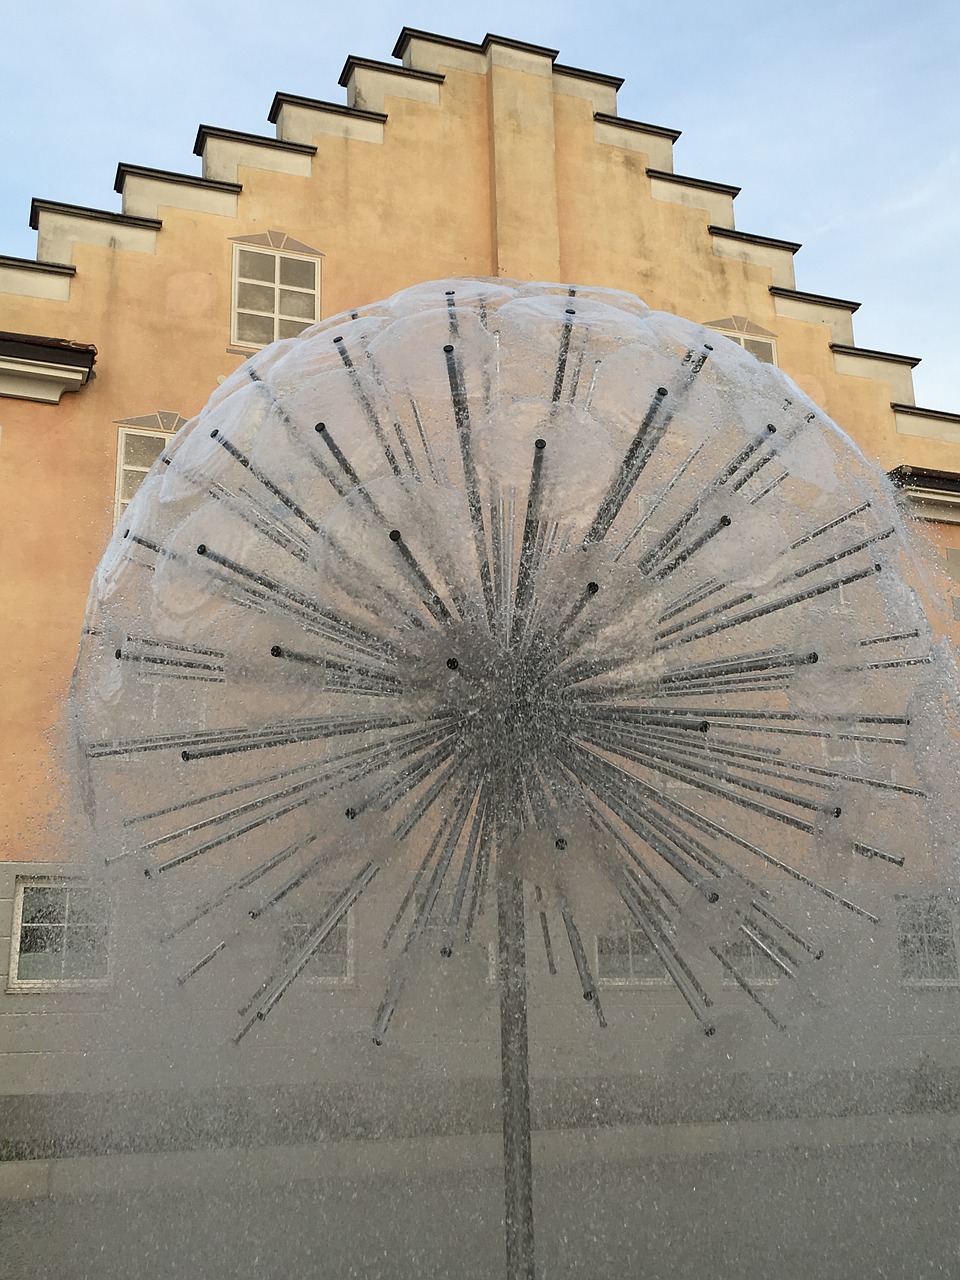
[68,280,959,1279]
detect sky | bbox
[1,0,958,409]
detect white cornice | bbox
[0,355,92,403]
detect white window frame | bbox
[896,894,960,988]
[231,244,320,350]
[7,877,111,993]
[115,426,173,525]
[594,923,670,988]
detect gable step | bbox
[708,225,801,289]
[555,63,624,90]
[114,164,241,219]
[891,403,960,446]
[647,168,739,228]
[594,114,679,171]
[339,56,444,114]
[268,93,387,147]
[0,254,75,275]
[29,199,161,265]
[769,285,860,344]
[553,65,622,114]
[0,253,75,302]
[193,126,316,184]
[709,226,801,253]
[830,342,920,406]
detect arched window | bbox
[704,314,777,365]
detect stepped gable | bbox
[0,24,954,446]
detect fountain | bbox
[53,279,960,1277]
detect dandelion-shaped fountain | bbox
[72,280,958,1278]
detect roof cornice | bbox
[708,225,801,254]
[267,93,388,126]
[338,56,445,89]
[193,126,317,158]
[770,285,860,313]
[647,169,741,198]
[29,199,161,232]
[114,164,241,196]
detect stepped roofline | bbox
[338,56,445,89]
[28,200,161,233]
[114,165,241,196]
[392,28,563,64]
[267,93,387,126]
[647,169,741,198]
[709,226,802,255]
[192,126,316,158]
[0,254,75,277]
[594,113,681,142]
[770,285,860,313]
[831,343,920,368]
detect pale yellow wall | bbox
[1,29,958,863]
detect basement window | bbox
[280,905,355,985]
[720,934,783,986]
[897,895,959,986]
[596,922,669,986]
[8,878,110,991]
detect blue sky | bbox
[1,0,958,409]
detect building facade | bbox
[1,35,959,1263]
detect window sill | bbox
[5,978,111,995]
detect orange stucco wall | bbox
[1,30,958,862]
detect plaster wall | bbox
[0,31,957,910]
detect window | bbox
[595,922,668,986]
[720,933,783,987]
[232,245,319,348]
[280,903,355,985]
[704,315,777,366]
[115,427,171,523]
[897,896,959,985]
[8,878,110,990]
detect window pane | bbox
[899,899,958,981]
[237,312,275,346]
[20,923,64,955]
[743,337,775,364]
[18,947,65,982]
[629,933,666,982]
[279,289,316,321]
[277,318,311,339]
[279,256,316,289]
[237,281,276,313]
[18,924,66,981]
[123,433,167,470]
[66,887,108,927]
[597,933,632,981]
[21,886,67,925]
[283,914,349,980]
[121,470,147,503]
[238,250,275,282]
[63,926,110,979]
